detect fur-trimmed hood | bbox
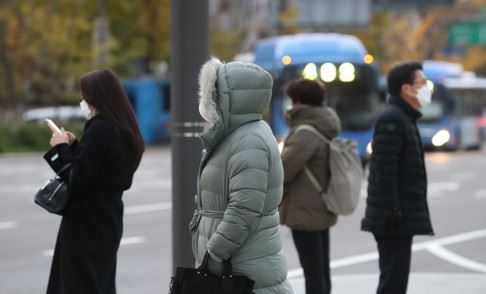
[198,57,273,150]
[198,57,223,124]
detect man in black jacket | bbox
[361,61,434,294]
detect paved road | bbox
[1,147,486,293]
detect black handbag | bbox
[34,163,72,215]
[169,252,254,294]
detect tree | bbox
[0,2,16,108]
[102,0,170,75]
[369,0,486,73]
[0,1,92,106]
[0,0,172,108]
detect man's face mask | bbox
[416,85,432,107]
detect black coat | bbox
[361,96,434,236]
[43,116,134,294]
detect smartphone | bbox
[45,118,63,135]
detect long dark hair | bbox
[80,68,144,172]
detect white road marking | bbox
[135,169,170,177]
[360,182,460,199]
[288,229,486,279]
[449,172,477,181]
[474,189,486,199]
[127,179,172,193]
[0,221,17,230]
[0,166,45,175]
[2,178,171,194]
[42,236,147,257]
[2,184,43,193]
[42,249,54,257]
[473,159,486,167]
[426,244,486,273]
[289,273,486,294]
[120,236,147,246]
[288,252,381,279]
[360,182,367,198]
[415,229,486,248]
[287,267,303,279]
[331,252,379,268]
[125,202,172,215]
[428,182,460,198]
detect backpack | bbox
[295,124,362,215]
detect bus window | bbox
[452,89,484,117]
[421,102,444,122]
[160,83,171,113]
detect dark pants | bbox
[373,234,413,294]
[292,229,331,294]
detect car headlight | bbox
[366,141,373,155]
[432,129,450,147]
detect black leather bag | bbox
[169,252,254,294]
[34,163,72,215]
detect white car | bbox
[22,106,85,123]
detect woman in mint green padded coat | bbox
[189,57,293,294]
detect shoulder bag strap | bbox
[55,163,72,177]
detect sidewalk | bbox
[289,273,486,293]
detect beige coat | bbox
[279,104,341,231]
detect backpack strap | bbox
[294,124,329,194]
[294,124,331,144]
[303,167,324,194]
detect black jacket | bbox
[44,115,135,294]
[361,96,434,236]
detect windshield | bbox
[421,101,444,121]
[279,63,380,130]
[450,88,486,117]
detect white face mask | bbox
[416,85,432,107]
[198,100,219,125]
[79,100,94,119]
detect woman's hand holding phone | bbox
[45,119,62,134]
[46,119,72,147]
[64,130,76,145]
[49,131,69,147]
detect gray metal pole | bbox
[170,0,208,271]
[268,0,278,37]
[93,0,108,66]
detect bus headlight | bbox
[432,129,450,147]
[278,141,284,153]
[339,62,355,82]
[366,141,373,155]
[302,63,318,80]
[320,63,336,82]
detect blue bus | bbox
[253,33,381,162]
[419,61,482,150]
[124,78,171,144]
